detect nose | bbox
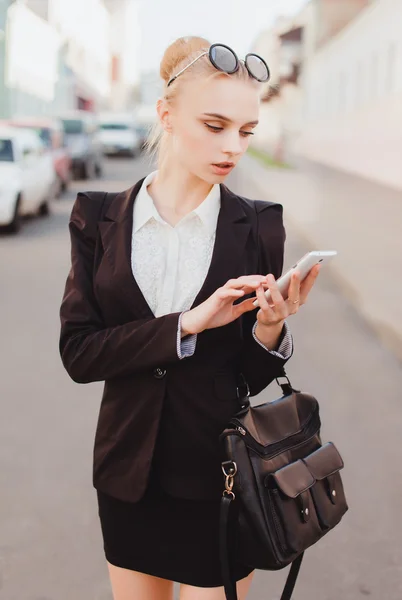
[221,130,243,157]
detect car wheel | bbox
[6,195,22,234]
[38,199,50,217]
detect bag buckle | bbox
[221,461,237,500]
[275,367,299,395]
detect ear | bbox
[156,98,173,133]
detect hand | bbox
[181,275,269,335]
[246,264,320,349]
[255,264,321,327]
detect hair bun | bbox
[160,36,210,84]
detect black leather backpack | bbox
[219,369,348,600]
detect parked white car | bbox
[98,113,141,157]
[0,126,56,233]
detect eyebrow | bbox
[202,112,259,126]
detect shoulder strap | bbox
[219,493,304,600]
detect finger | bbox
[287,271,301,302]
[265,274,286,309]
[225,275,267,290]
[256,284,274,314]
[233,296,259,317]
[286,272,301,312]
[299,265,321,303]
[216,288,245,301]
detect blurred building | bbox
[0,0,12,118]
[296,0,401,190]
[252,0,400,190]
[1,0,60,118]
[49,0,112,112]
[132,69,161,129]
[0,0,119,119]
[251,10,307,162]
[103,0,141,112]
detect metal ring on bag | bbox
[223,490,235,500]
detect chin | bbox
[195,171,222,186]
[203,170,230,184]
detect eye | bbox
[204,123,255,138]
[204,123,223,133]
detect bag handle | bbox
[219,492,304,600]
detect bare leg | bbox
[107,562,174,600]
[179,571,254,600]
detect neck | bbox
[147,160,214,226]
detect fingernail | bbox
[267,274,275,283]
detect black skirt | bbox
[97,471,253,588]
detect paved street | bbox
[0,155,401,600]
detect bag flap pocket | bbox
[303,442,344,480]
[271,459,315,498]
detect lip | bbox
[211,162,235,176]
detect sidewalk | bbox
[238,154,402,363]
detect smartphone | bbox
[252,250,337,307]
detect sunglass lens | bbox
[246,54,270,82]
[210,45,238,74]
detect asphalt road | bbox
[0,155,401,600]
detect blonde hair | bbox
[144,36,253,166]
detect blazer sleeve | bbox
[59,193,183,384]
[239,202,292,396]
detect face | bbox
[163,75,260,184]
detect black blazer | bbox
[59,178,291,502]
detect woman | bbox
[59,37,320,600]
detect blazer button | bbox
[153,367,166,379]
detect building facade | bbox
[0,0,123,118]
[296,0,401,189]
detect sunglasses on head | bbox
[167,43,270,87]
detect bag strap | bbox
[219,492,304,600]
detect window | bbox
[0,139,14,162]
[62,119,84,134]
[100,123,130,131]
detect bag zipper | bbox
[231,409,320,459]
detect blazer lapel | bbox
[191,185,251,308]
[98,178,155,320]
[98,180,252,319]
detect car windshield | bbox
[17,126,52,147]
[0,139,14,162]
[100,123,130,131]
[62,119,84,134]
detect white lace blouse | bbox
[131,171,292,359]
